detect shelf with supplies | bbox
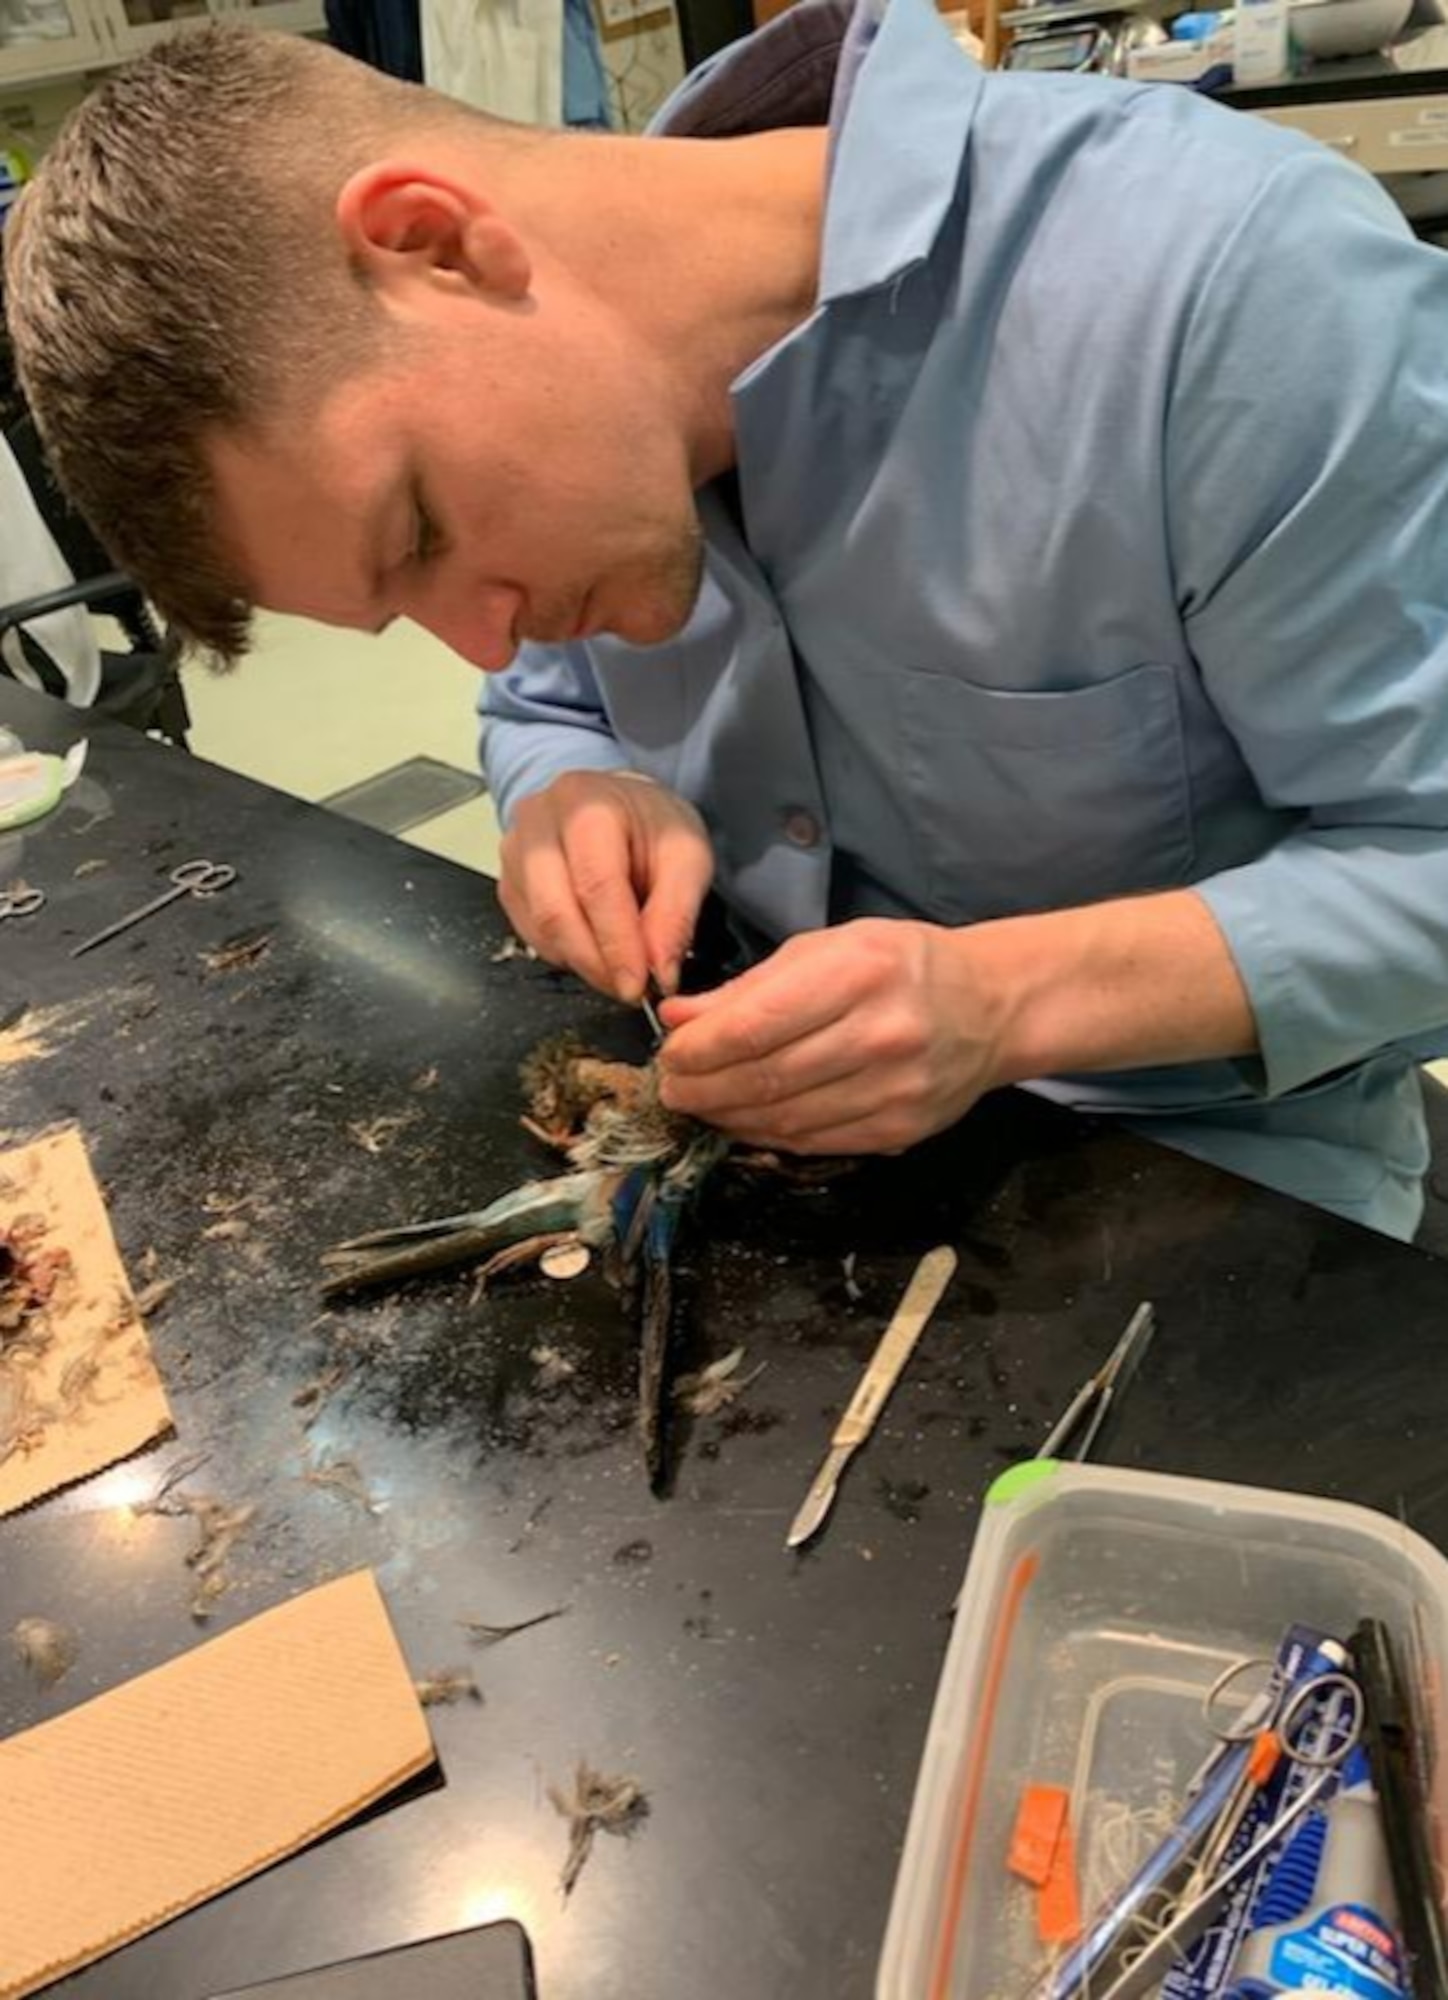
[1222,35,1448,171]
[0,0,324,93]
[999,0,1170,30]
[985,6,1448,178]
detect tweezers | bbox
[1037,1301,1156,1463]
[1349,1617,1448,2000]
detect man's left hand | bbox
[655,919,1003,1155]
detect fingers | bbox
[676,1070,915,1151]
[500,821,622,996]
[497,772,713,1002]
[653,922,979,1154]
[640,823,714,995]
[659,948,853,1076]
[558,792,650,1001]
[499,782,643,997]
[659,1020,865,1121]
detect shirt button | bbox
[782,808,822,849]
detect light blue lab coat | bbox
[483,0,1448,1238]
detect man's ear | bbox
[335,163,531,303]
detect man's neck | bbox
[499,126,829,482]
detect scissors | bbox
[1183,1647,1363,1898]
[71,859,236,959]
[0,885,45,923]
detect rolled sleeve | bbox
[480,641,630,825]
[1168,149,1448,1093]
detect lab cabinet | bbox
[0,0,107,86]
[0,0,323,89]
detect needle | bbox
[640,984,666,1049]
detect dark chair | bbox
[0,410,191,747]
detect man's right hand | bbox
[498,770,715,1003]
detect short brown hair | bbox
[4,27,496,660]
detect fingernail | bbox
[659,958,681,995]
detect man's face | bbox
[208,261,706,671]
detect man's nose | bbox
[412,582,523,673]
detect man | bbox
[7,5,1448,1236]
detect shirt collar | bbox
[653,0,984,304]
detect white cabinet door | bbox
[0,0,108,85]
[0,0,322,92]
[213,0,324,36]
[95,0,218,62]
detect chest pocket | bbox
[897,661,1195,924]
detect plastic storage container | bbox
[877,1462,1448,2000]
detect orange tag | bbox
[1247,1729,1283,1788]
[1037,1819,1083,1946]
[1008,1784,1070,1888]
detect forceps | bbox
[1037,1301,1156,1462]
